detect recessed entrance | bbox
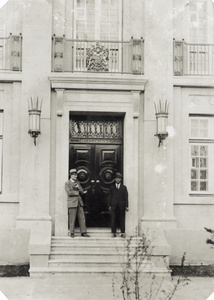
[69,114,123,227]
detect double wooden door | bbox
[69,143,122,227]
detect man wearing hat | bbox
[108,172,129,238]
[65,168,90,238]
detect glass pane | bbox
[100,33,109,40]
[101,0,109,8]
[191,169,198,179]
[77,0,85,8]
[200,146,207,156]
[87,10,95,21]
[200,129,207,138]
[77,21,85,32]
[191,145,198,156]
[0,113,3,136]
[100,10,109,21]
[200,119,208,128]
[86,0,95,8]
[192,157,199,168]
[86,22,95,32]
[110,33,117,40]
[200,170,207,179]
[101,22,109,33]
[200,158,207,168]
[87,33,95,40]
[200,181,207,191]
[77,9,85,19]
[191,181,198,191]
[111,0,118,8]
[110,23,118,33]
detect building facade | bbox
[0,0,214,272]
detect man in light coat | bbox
[65,168,90,238]
[108,172,129,238]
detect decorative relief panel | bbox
[86,42,109,72]
[70,119,122,140]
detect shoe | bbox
[112,233,117,238]
[70,233,74,238]
[121,233,126,238]
[81,233,90,237]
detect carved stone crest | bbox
[86,42,109,72]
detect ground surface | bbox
[0,275,214,300]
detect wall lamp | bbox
[154,100,169,147]
[28,97,42,145]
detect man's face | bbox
[115,177,122,184]
[70,173,78,181]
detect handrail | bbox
[173,39,214,76]
[52,35,144,75]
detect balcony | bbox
[52,36,144,75]
[174,40,214,76]
[0,34,22,71]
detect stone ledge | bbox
[49,73,148,91]
[173,76,214,88]
[0,71,22,82]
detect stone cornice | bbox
[49,73,148,91]
[0,71,22,82]
[173,76,214,88]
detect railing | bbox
[174,39,214,76]
[52,35,144,75]
[0,34,22,71]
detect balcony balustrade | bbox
[174,39,214,76]
[52,35,144,75]
[0,34,22,71]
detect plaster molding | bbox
[49,73,148,91]
[173,76,214,88]
[55,89,65,116]
[0,71,22,82]
[131,90,141,119]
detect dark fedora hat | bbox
[115,172,122,178]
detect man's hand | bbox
[126,207,129,212]
[109,207,111,211]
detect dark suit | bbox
[108,183,128,234]
[65,179,86,234]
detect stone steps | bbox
[29,229,171,277]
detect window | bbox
[0,112,3,192]
[74,0,122,40]
[189,0,208,43]
[189,116,214,194]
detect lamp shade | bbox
[28,97,42,145]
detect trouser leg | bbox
[111,210,116,233]
[77,204,87,233]
[119,209,125,233]
[69,207,77,234]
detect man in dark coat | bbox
[65,168,90,238]
[108,173,129,238]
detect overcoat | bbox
[65,180,84,208]
[108,184,128,210]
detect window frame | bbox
[189,115,214,195]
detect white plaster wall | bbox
[0,83,22,203]
[0,204,19,228]
[0,229,30,265]
[165,229,214,265]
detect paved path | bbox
[0,275,214,300]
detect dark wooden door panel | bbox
[69,144,95,190]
